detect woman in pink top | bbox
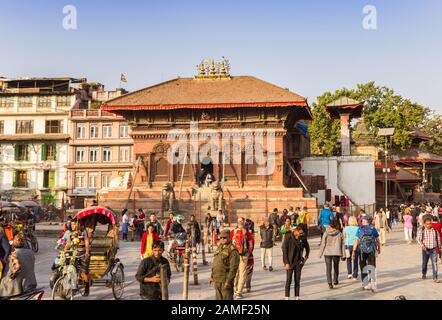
[403,212,413,244]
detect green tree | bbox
[309,82,433,154]
[421,113,442,156]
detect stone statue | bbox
[210,181,224,211]
[162,182,175,212]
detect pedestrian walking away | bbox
[318,220,346,289]
[344,216,360,280]
[353,216,381,291]
[403,210,414,244]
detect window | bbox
[18,97,33,108]
[90,124,99,138]
[14,145,29,161]
[13,170,28,188]
[45,120,63,134]
[89,148,99,162]
[103,124,112,138]
[103,147,112,162]
[119,146,130,162]
[43,170,55,188]
[88,174,98,188]
[0,97,13,109]
[41,144,57,161]
[75,173,85,188]
[38,96,52,109]
[76,124,86,139]
[119,125,129,138]
[102,174,112,188]
[0,121,3,134]
[76,148,86,162]
[16,120,34,134]
[56,96,71,109]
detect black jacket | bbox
[282,232,310,269]
[135,256,171,300]
[259,226,275,248]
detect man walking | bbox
[374,209,388,246]
[209,230,240,300]
[417,216,441,282]
[353,216,381,291]
[259,219,275,271]
[135,241,171,300]
[147,213,164,237]
[318,205,334,244]
[230,217,253,299]
[282,226,310,300]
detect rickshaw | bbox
[0,202,38,253]
[51,207,125,300]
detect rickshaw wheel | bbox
[111,264,125,300]
[30,235,39,253]
[52,276,68,300]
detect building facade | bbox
[101,64,317,222]
[67,107,133,209]
[0,78,85,205]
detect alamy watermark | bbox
[165,122,276,176]
[362,5,377,30]
[63,5,77,30]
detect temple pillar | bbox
[340,113,351,156]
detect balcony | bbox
[70,109,121,119]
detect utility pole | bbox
[182,240,190,300]
[422,161,426,202]
[384,136,389,210]
[378,128,395,210]
[160,264,169,300]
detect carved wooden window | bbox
[155,157,169,181]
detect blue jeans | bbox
[346,246,359,278]
[422,248,438,279]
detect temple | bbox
[100,61,317,223]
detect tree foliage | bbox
[308,82,439,156]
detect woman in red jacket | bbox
[140,223,160,260]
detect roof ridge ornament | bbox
[194,58,231,80]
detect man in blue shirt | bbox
[353,216,381,291]
[318,205,334,245]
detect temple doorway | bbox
[197,156,214,186]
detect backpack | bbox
[359,226,376,254]
[233,228,249,256]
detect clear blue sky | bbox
[1,0,441,113]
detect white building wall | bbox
[301,156,376,206]
[0,93,74,205]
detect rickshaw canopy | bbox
[74,207,117,225]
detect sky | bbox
[0,0,441,114]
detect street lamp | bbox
[378,128,395,210]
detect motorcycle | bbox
[0,288,45,300]
[169,232,187,272]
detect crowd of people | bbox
[1,200,442,300]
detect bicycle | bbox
[51,251,88,300]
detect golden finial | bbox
[210,60,216,76]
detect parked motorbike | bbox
[0,288,45,300]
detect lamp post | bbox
[382,147,390,210]
[378,128,395,210]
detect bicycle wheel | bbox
[30,235,39,253]
[52,275,69,300]
[111,264,125,300]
